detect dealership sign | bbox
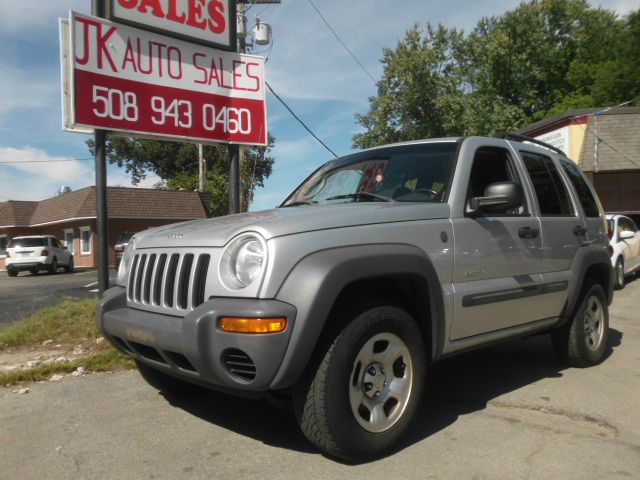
[61,11,266,145]
[107,0,235,50]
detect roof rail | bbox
[494,131,566,157]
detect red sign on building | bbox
[63,11,266,146]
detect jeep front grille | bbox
[127,251,212,313]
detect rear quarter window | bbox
[559,160,600,217]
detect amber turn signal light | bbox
[218,317,286,334]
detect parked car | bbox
[98,134,613,461]
[607,214,640,289]
[6,235,74,277]
[114,232,134,269]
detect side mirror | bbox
[468,181,524,216]
[620,230,635,240]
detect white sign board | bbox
[535,127,570,156]
[63,11,267,146]
[108,0,234,50]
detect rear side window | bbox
[521,151,573,216]
[559,160,600,217]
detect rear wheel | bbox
[552,281,609,367]
[7,269,18,277]
[293,302,426,462]
[614,258,625,290]
[135,360,206,396]
[30,268,39,275]
[64,257,74,273]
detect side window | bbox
[521,151,573,216]
[51,238,61,248]
[559,160,600,217]
[466,146,526,215]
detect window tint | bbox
[466,146,526,215]
[9,238,47,248]
[51,238,61,248]
[619,218,637,233]
[521,152,573,216]
[559,160,600,217]
[0,236,6,256]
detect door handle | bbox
[573,225,587,236]
[518,226,539,238]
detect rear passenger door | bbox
[519,152,587,314]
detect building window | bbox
[0,235,7,256]
[63,229,75,256]
[80,226,92,255]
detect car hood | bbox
[134,202,450,249]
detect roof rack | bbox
[494,131,566,157]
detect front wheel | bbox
[7,269,17,277]
[49,258,58,275]
[552,282,609,367]
[64,257,74,273]
[614,258,625,290]
[293,302,426,462]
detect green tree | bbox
[87,136,275,217]
[353,24,466,149]
[354,0,639,146]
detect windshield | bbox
[282,142,458,207]
[9,238,47,248]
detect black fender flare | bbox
[269,243,445,390]
[562,245,614,321]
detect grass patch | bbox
[0,299,134,386]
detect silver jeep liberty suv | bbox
[98,134,613,461]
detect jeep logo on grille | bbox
[167,233,183,239]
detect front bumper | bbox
[97,286,297,395]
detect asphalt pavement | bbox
[1,276,639,479]
[0,269,116,324]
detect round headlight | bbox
[221,234,266,289]
[116,237,136,286]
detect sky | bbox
[0,0,636,211]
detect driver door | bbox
[450,139,546,340]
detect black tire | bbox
[552,281,609,368]
[135,360,206,396]
[7,269,18,277]
[30,268,39,275]
[49,258,58,275]
[293,301,427,462]
[65,257,74,273]
[614,258,625,290]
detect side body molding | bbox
[269,243,445,390]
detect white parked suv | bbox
[607,214,640,289]
[5,235,74,277]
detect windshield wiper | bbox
[282,199,317,207]
[325,192,393,203]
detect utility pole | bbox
[93,0,109,296]
[229,0,279,214]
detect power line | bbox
[266,81,339,158]
[307,0,376,85]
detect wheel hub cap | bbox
[362,363,386,398]
[584,294,605,352]
[348,332,413,433]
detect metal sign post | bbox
[93,0,109,296]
